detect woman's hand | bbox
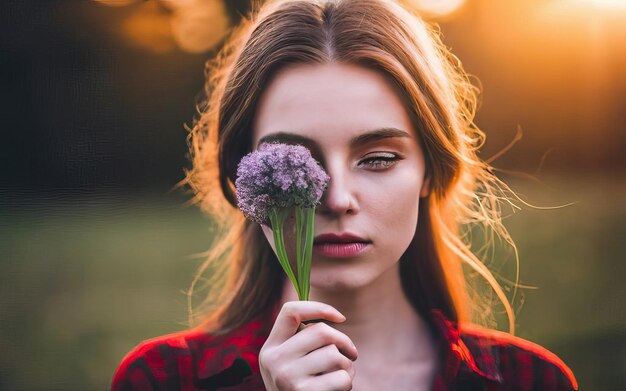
[259,301,359,391]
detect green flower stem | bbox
[295,206,305,294]
[269,209,301,299]
[268,207,316,301]
[302,207,315,300]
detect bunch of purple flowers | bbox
[235,142,330,300]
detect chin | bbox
[309,268,374,292]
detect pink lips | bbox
[313,233,372,258]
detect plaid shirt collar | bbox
[114,302,578,390]
[429,309,504,388]
[193,307,505,388]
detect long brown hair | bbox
[180,0,519,335]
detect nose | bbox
[318,165,359,216]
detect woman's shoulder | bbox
[111,328,206,390]
[458,323,579,390]
[111,318,270,390]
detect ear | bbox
[419,175,431,198]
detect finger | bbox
[266,301,346,346]
[306,369,353,391]
[298,318,325,332]
[281,321,358,362]
[299,344,355,376]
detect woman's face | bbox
[252,63,429,292]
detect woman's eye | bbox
[357,152,401,169]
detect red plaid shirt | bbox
[112,308,578,391]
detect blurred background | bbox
[1,0,624,389]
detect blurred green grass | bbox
[0,176,624,390]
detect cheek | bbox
[383,194,419,241]
[365,174,422,247]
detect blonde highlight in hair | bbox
[178,0,521,335]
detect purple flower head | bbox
[235,143,330,224]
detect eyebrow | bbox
[257,127,411,150]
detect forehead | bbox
[252,62,416,148]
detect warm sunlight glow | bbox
[95,0,139,7]
[407,0,466,17]
[575,0,626,8]
[590,0,626,6]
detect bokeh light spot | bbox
[170,0,230,53]
[122,1,177,54]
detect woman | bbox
[112,0,578,390]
